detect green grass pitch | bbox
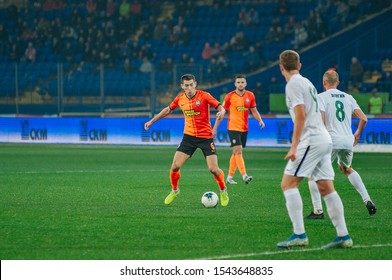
[0,144,391,260]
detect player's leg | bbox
[233,145,252,184]
[338,150,376,215]
[305,178,324,219]
[281,175,306,236]
[206,154,225,188]
[305,148,337,219]
[226,130,240,184]
[170,151,190,189]
[277,142,322,248]
[317,179,353,249]
[238,132,252,184]
[277,174,308,248]
[228,131,252,184]
[164,151,190,205]
[206,154,229,206]
[313,149,352,249]
[201,138,229,206]
[227,152,238,184]
[165,136,195,205]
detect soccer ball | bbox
[201,191,219,208]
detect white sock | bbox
[348,171,370,203]
[308,180,323,214]
[324,191,349,237]
[227,175,233,180]
[242,174,248,180]
[283,188,305,235]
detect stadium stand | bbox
[0,0,391,116]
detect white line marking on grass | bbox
[0,170,136,174]
[196,243,392,260]
[0,167,277,175]
[0,169,170,175]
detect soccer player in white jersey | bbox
[276,50,352,249]
[305,70,376,219]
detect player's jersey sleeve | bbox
[169,94,182,111]
[286,82,304,109]
[317,93,326,112]
[248,91,257,108]
[285,81,304,123]
[223,93,232,110]
[348,95,360,111]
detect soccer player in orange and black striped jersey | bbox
[144,74,229,206]
[213,74,265,185]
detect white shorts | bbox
[284,142,335,181]
[331,149,353,168]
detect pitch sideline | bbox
[196,243,392,260]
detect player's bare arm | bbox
[352,108,368,146]
[250,107,265,128]
[212,114,223,138]
[285,104,305,161]
[211,105,225,138]
[144,106,172,130]
[216,105,226,120]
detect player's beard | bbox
[185,90,196,98]
[237,88,245,95]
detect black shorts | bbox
[228,130,248,148]
[177,134,217,157]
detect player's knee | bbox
[171,165,181,172]
[318,187,329,196]
[280,176,299,191]
[208,166,220,175]
[317,180,335,196]
[343,168,353,176]
[232,146,242,155]
[338,165,350,175]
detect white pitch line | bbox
[0,169,178,175]
[0,167,276,175]
[0,170,138,175]
[196,243,392,260]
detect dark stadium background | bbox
[0,0,391,116]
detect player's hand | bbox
[216,109,225,120]
[259,121,265,129]
[284,147,297,161]
[353,133,360,146]
[144,121,152,130]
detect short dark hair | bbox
[235,74,246,80]
[279,50,300,71]
[181,74,196,83]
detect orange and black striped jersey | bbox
[169,90,220,138]
[223,90,256,132]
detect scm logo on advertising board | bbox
[353,120,390,144]
[141,124,170,142]
[21,120,47,141]
[365,131,390,144]
[79,120,107,142]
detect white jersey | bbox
[285,74,331,145]
[318,88,360,150]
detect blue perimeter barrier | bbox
[0,117,390,148]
